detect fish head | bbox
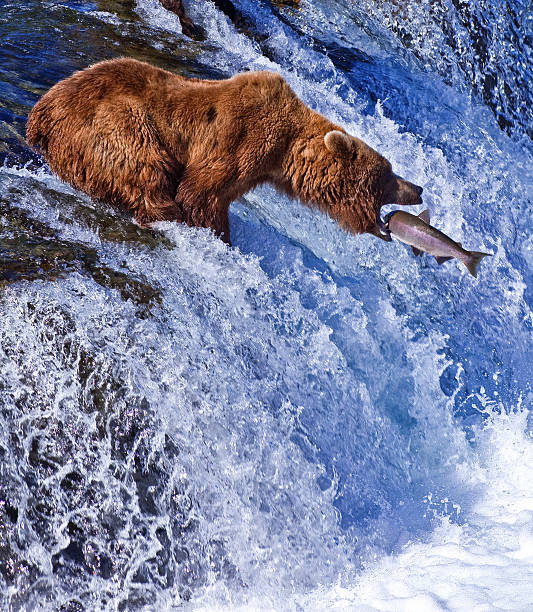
[382,210,399,226]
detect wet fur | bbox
[27,58,419,243]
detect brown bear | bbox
[157,0,300,40]
[158,0,205,40]
[26,58,422,244]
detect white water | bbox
[1,0,532,610]
[7,161,533,610]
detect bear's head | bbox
[290,129,423,241]
[323,130,423,240]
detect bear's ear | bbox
[324,130,355,158]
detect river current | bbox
[0,1,532,610]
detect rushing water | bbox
[0,1,532,610]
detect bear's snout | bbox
[391,176,423,206]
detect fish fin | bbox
[464,251,492,278]
[411,246,423,256]
[418,209,430,224]
[435,256,453,265]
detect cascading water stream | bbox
[0,1,531,610]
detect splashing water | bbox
[0,0,532,610]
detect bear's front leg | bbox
[199,201,230,244]
[175,190,231,244]
[174,164,234,244]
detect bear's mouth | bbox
[374,210,392,240]
[376,213,388,232]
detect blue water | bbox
[0,1,532,610]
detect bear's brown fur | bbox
[26,58,422,244]
[158,0,205,40]
[157,0,300,39]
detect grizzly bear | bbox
[26,58,422,244]
[158,0,205,40]
[157,0,299,40]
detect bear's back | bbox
[27,58,174,142]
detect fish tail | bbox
[463,251,491,278]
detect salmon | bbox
[384,209,491,277]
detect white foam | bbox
[315,413,533,611]
[5,2,532,609]
[187,412,533,611]
[135,0,184,34]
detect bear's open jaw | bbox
[376,214,388,232]
[375,214,391,239]
[375,192,423,239]
[371,210,392,241]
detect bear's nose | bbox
[416,185,423,196]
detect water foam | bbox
[2,0,533,609]
[0,163,476,609]
[301,412,533,612]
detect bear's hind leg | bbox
[89,99,184,224]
